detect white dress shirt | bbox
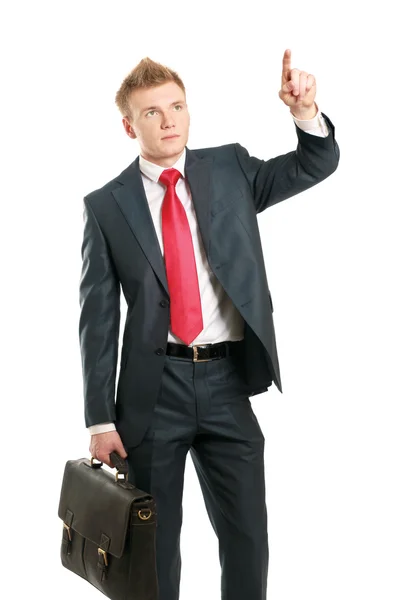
[88,105,330,435]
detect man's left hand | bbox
[279,49,317,119]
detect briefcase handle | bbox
[90,451,130,483]
[109,451,129,477]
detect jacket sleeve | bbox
[78,197,121,428]
[234,112,340,214]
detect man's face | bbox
[123,81,190,167]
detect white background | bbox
[1,1,399,599]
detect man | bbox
[79,49,340,599]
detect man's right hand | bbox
[89,430,128,468]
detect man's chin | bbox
[160,143,185,156]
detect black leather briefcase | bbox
[58,451,158,600]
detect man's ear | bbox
[123,117,137,139]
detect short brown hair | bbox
[115,57,186,121]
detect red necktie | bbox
[159,168,203,345]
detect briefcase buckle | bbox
[63,523,72,541]
[138,509,152,520]
[98,548,108,566]
[193,345,209,362]
[115,470,128,482]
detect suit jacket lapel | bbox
[112,147,214,300]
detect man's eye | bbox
[174,105,182,111]
[146,110,157,117]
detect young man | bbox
[79,49,340,599]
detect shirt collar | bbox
[139,147,186,183]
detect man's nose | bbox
[162,114,175,128]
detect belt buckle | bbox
[192,345,210,362]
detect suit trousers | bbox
[126,343,269,600]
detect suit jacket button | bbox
[159,300,168,307]
[155,348,165,356]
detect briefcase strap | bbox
[62,509,74,555]
[97,533,111,582]
[62,523,72,555]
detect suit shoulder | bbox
[191,143,243,170]
[190,143,249,174]
[85,179,120,204]
[192,143,237,159]
[84,159,137,204]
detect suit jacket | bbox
[79,113,340,448]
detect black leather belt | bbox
[166,340,245,362]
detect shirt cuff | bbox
[291,102,330,137]
[88,422,116,435]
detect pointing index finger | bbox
[282,48,291,84]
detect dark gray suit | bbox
[79,113,339,598]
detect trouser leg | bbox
[126,355,197,600]
[190,352,269,600]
